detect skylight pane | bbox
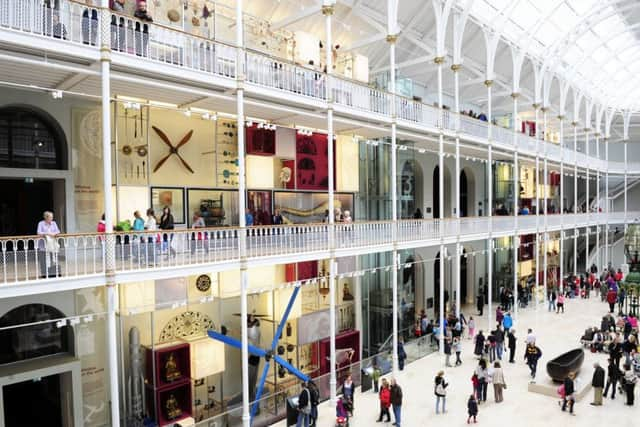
[536,21,560,46]
[549,3,579,29]
[511,1,541,31]
[567,0,599,16]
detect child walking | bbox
[467,394,478,423]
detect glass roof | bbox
[465,0,640,111]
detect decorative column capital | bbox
[583,127,591,132]
[540,106,549,113]
[451,64,462,72]
[321,4,335,15]
[510,92,520,99]
[434,56,446,64]
[571,121,578,127]
[484,79,493,87]
[532,103,540,110]
[557,115,565,121]
[386,34,398,44]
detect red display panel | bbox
[296,133,335,190]
[246,124,276,156]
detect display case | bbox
[145,342,191,389]
[146,381,192,427]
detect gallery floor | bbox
[274,296,636,426]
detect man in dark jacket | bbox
[390,379,403,427]
[590,362,605,405]
[507,329,517,363]
[477,291,484,316]
[524,343,542,382]
[604,358,620,399]
[296,381,311,427]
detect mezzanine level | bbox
[0,212,632,298]
[0,0,637,176]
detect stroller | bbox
[335,397,350,427]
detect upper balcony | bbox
[0,212,631,297]
[0,1,636,174]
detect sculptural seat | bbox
[546,348,584,382]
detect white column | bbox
[605,138,609,266]
[323,3,338,403]
[512,92,519,322]
[454,64,461,317]
[534,104,540,308]
[573,122,578,277]
[596,135,600,271]
[100,2,119,425]
[436,55,445,355]
[559,115,564,293]
[585,127,590,274]
[625,141,628,229]
[235,1,250,425]
[542,108,548,302]
[486,80,493,323]
[388,32,399,374]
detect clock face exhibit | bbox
[196,274,211,292]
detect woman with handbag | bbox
[492,361,506,402]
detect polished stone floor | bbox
[274,295,637,426]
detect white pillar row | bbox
[387,28,399,373]
[100,1,120,424]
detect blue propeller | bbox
[207,284,308,424]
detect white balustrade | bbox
[492,125,514,148]
[0,0,101,46]
[459,115,488,139]
[246,51,326,100]
[331,77,389,115]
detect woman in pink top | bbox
[556,293,565,313]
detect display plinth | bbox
[527,374,591,401]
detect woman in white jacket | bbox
[492,361,506,403]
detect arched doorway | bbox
[0,106,68,236]
[0,304,75,427]
[433,252,449,317]
[460,170,469,217]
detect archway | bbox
[0,106,69,236]
[461,248,468,304]
[460,170,468,217]
[434,252,440,317]
[0,304,75,427]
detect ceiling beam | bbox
[55,72,90,91]
[271,2,322,31]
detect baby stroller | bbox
[335,397,350,427]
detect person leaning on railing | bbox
[36,210,61,278]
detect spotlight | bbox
[246,121,254,127]
[202,113,210,120]
[183,110,192,117]
[51,90,63,99]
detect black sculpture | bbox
[546,348,585,382]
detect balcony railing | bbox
[331,77,390,115]
[0,213,631,287]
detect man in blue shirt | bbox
[245,209,254,226]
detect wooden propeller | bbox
[152,126,195,174]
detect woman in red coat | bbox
[607,289,618,314]
[377,378,391,422]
